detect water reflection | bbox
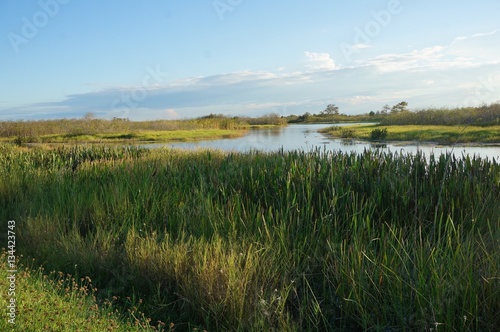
[370,143,388,149]
[339,139,356,146]
[142,124,500,161]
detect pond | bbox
[142,124,500,161]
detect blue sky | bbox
[1,0,500,120]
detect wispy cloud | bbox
[2,34,499,121]
[352,43,371,50]
[354,46,483,73]
[453,29,500,43]
[304,52,336,71]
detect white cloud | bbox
[4,34,500,121]
[338,95,381,105]
[356,45,493,73]
[352,43,371,50]
[453,29,500,43]
[449,29,500,65]
[304,52,336,70]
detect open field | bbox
[320,124,500,144]
[1,144,499,331]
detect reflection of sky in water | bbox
[142,124,500,161]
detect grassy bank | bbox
[1,144,499,330]
[20,129,247,144]
[320,124,500,144]
[0,251,160,331]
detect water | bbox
[142,124,500,161]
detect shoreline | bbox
[319,124,500,146]
[321,135,500,148]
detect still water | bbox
[143,124,500,161]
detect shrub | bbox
[340,128,356,138]
[370,128,388,140]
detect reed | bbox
[321,124,500,144]
[1,143,498,331]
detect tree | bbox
[391,101,409,113]
[381,104,391,115]
[83,112,96,120]
[369,111,375,116]
[321,104,339,116]
[295,112,311,122]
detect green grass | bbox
[0,114,288,144]
[1,143,499,331]
[321,124,500,144]
[0,251,164,331]
[35,129,248,143]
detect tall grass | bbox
[380,103,500,126]
[321,124,500,144]
[0,115,287,144]
[1,143,499,330]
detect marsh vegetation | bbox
[1,143,499,330]
[319,103,500,144]
[0,113,287,144]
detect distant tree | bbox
[296,112,311,122]
[369,111,375,116]
[321,104,339,116]
[83,112,96,120]
[381,104,391,115]
[391,101,409,113]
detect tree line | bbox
[290,101,500,126]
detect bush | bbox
[340,128,356,138]
[370,128,388,140]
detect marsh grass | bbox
[0,115,287,144]
[31,129,248,144]
[321,124,500,144]
[1,143,499,331]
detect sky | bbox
[1,0,500,121]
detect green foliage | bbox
[293,112,311,123]
[390,101,409,113]
[381,102,500,126]
[0,115,287,142]
[340,128,356,138]
[321,104,339,116]
[1,144,499,331]
[322,124,500,144]
[238,113,288,126]
[370,128,388,140]
[0,251,161,331]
